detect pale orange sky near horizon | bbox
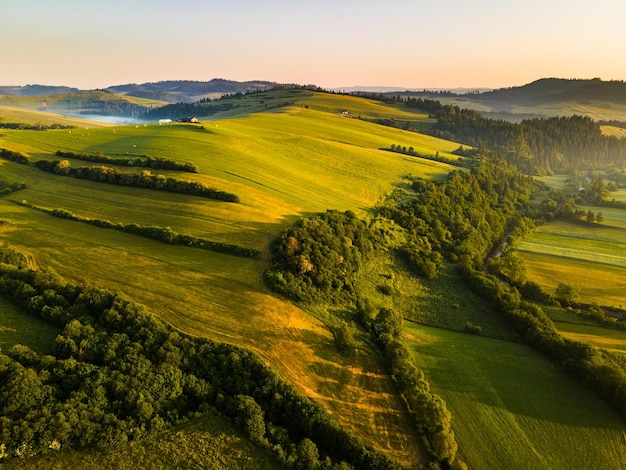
[1,0,625,90]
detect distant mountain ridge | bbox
[474,78,626,105]
[0,85,79,96]
[106,79,278,103]
[0,79,280,104]
[3,78,626,121]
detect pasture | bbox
[404,323,626,470]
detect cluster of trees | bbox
[0,252,399,469]
[55,151,199,173]
[24,204,259,259]
[355,299,464,469]
[0,123,74,130]
[379,158,537,272]
[382,145,470,168]
[33,160,240,203]
[405,98,626,174]
[265,210,379,303]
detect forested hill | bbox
[405,97,626,174]
[0,85,79,96]
[474,78,626,105]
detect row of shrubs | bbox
[35,159,240,203]
[0,250,398,469]
[0,181,25,197]
[0,123,74,130]
[23,204,259,259]
[0,149,29,165]
[0,149,239,203]
[355,299,465,469]
[55,151,199,173]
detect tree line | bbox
[0,248,399,469]
[0,123,75,131]
[380,158,626,419]
[21,204,260,259]
[33,159,240,203]
[355,298,464,468]
[0,180,25,197]
[55,151,199,173]
[1,149,239,203]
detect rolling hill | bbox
[1,88,625,469]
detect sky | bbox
[2,0,626,90]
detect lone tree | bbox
[555,283,578,306]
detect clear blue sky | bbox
[2,0,625,89]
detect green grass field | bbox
[0,104,110,128]
[404,323,626,470]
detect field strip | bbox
[517,240,626,268]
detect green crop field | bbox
[404,323,626,470]
[601,125,626,138]
[515,213,626,307]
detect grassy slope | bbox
[404,323,626,470]
[0,92,461,466]
[0,105,110,128]
[516,211,626,308]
